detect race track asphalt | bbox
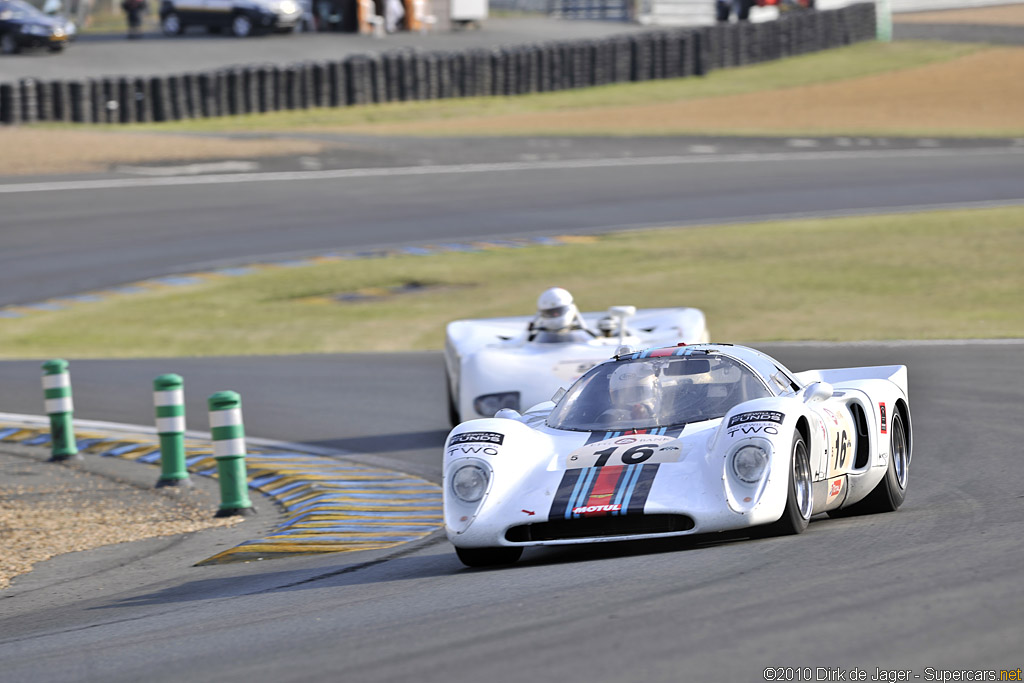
[2,144,1024,682]
[3,137,1023,307]
[0,342,1022,683]
[2,17,1024,680]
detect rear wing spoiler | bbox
[793,365,908,398]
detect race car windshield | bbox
[546,355,773,431]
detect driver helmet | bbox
[535,287,579,332]
[609,363,660,415]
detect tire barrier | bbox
[0,3,876,126]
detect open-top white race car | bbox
[443,343,911,567]
[444,304,709,425]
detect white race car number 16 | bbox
[568,434,683,468]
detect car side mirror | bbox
[606,306,636,346]
[494,408,521,420]
[607,305,636,318]
[800,381,833,403]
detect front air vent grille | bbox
[505,514,695,543]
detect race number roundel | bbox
[567,434,683,468]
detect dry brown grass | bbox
[895,3,1024,26]
[339,48,1024,137]
[0,129,328,176]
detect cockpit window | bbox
[530,329,594,344]
[546,355,772,431]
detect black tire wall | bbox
[0,3,876,125]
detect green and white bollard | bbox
[208,391,254,517]
[154,374,190,488]
[42,359,79,461]
[876,0,893,42]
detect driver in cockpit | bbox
[527,287,595,343]
[603,363,662,422]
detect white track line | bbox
[3,147,1024,195]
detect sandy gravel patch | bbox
[343,47,1024,136]
[0,129,327,176]
[0,451,239,590]
[895,3,1024,25]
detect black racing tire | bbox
[446,375,460,427]
[1,33,20,54]
[763,433,813,536]
[455,546,523,568]
[832,411,909,516]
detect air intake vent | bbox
[505,514,695,543]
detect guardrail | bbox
[0,3,875,126]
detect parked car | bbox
[0,0,68,53]
[159,0,302,36]
[27,0,75,38]
[443,343,911,566]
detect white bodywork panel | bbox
[445,307,709,422]
[443,344,910,551]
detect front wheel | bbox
[455,546,522,568]
[231,13,253,37]
[764,433,813,535]
[445,375,460,427]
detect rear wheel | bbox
[835,411,909,515]
[764,433,813,535]
[455,546,523,568]
[1,33,20,54]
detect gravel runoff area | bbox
[0,441,247,591]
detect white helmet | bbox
[609,363,660,414]
[535,287,578,332]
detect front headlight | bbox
[732,445,769,484]
[473,391,520,417]
[277,0,298,13]
[451,464,489,503]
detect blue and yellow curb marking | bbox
[0,235,598,319]
[0,421,443,565]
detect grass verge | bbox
[2,207,1022,359]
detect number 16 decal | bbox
[568,435,682,468]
